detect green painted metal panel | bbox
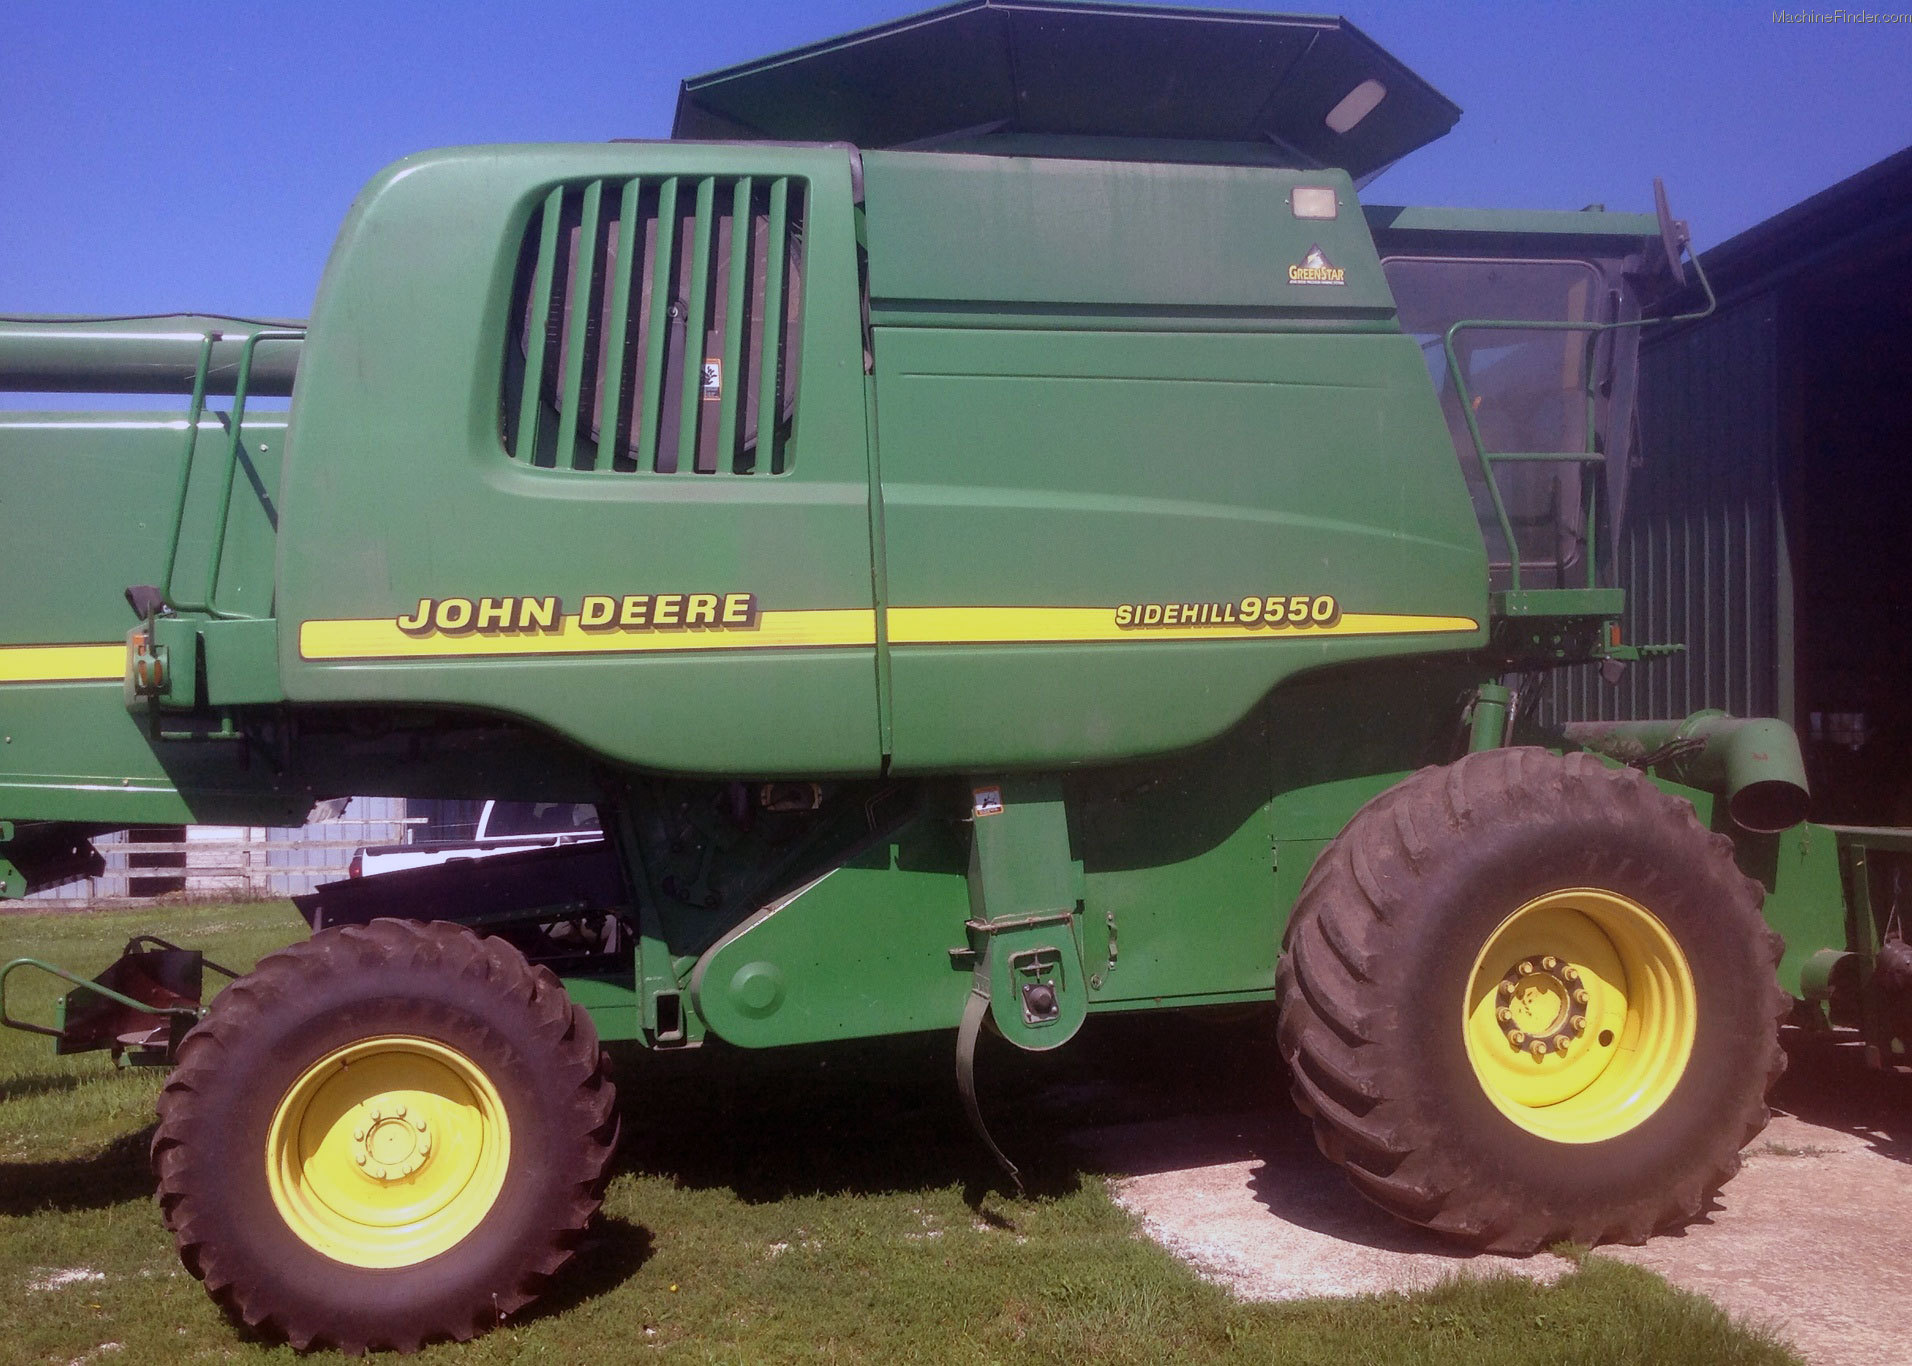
[1730,821,1850,999]
[690,821,976,1047]
[674,176,719,475]
[862,153,1391,314]
[872,324,1488,769]
[1365,205,1661,240]
[636,177,681,475]
[551,179,604,469]
[681,666,1470,1050]
[1071,736,1280,1005]
[199,619,282,705]
[1657,780,1850,999]
[275,145,881,778]
[557,973,644,1043]
[0,413,296,824]
[1495,589,1626,618]
[0,686,306,826]
[0,413,283,644]
[966,775,1078,920]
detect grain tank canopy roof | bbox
[672,1,1460,178]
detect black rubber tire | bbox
[1276,747,1787,1253]
[152,919,618,1353]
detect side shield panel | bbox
[873,326,1487,769]
[0,415,305,825]
[278,146,881,778]
[862,153,1488,771]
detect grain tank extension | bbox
[2,3,1898,1352]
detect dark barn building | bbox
[1550,146,1912,825]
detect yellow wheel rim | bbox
[265,1036,511,1268]
[1463,889,1696,1144]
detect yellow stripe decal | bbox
[0,643,123,684]
[888,606,1481,645]
[299,610,878,661]
[299,606,1478,661]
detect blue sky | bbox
[3,0,1907,319]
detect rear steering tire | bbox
[152,919,618,1353]
[1276,747,1787,1252]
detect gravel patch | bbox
[27,1266,105,1292]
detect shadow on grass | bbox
[0,1069,110,1106]
[0,1122,155,1215]
[512,1214,655,1326]
[605,1005,1289,1213]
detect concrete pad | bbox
[1082,1112,1573,1299]
[1076,1038,1912,1366]
[1599,1085,1912,1364]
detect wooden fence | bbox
[22,797,416,905]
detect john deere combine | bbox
[3,2,1903,1352]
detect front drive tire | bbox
[1276,747,1787,1253]
[152,919,618,1353]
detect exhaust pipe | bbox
[1561,711,1810,833]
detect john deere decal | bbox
[391,593,760,638]
[299,594,1478,662]
[1289,245,1346,286]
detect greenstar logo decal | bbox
[1289,244,1347,285]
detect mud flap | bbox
[956,986,1021,1190]
[954,913,1090,1191]
[954,777,1089,1189]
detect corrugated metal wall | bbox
[1542,293,1784,725]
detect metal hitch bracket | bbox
[0,936,237,1065]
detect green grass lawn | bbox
[0,902,1798,1364]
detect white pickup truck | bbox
[348,800,602,878]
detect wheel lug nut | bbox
[1529,1039,1548,1056]
[1541,956,1559,971]
[355,1153,367,1167]
[1496,1006,1513,1023]
[1498,981,1514,998]
[394,1104,406,1119]
[1571,1015,1587,1033]
[1573,988,1589,1004]
[352,1127,366,1142]
[1563,967,1580,984]
[1518,961,1534,976]
[1510,1031,1527,1046]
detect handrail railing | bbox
[159,326,306,618]
[0,955,197,1039]
[1442,251,1716,595]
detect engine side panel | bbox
[276,145,882,778]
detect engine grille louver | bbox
[502,174,804,474]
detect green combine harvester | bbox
[3,2,1906,1352]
